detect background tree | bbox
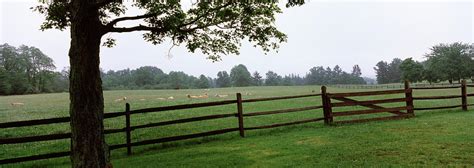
[264,71,282,86]
[251,71,263,86]
[306,66,325,85]
[230,64,252,87]
[167,71,191,89]
[196,75,210,88]
[216,71,231,88]
[33,1,292,165]
[351,65,362,77]
[399,58,424,83]
[0,44,59,94]
[425,42,473,83]
[132,66,164,87]
[374,61,390,84]
[387,58,402,83]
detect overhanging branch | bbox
[106,13,160,27]
[109,25,165,33]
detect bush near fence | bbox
[1,81,473,165]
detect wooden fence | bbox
[1,81,473,165]
[330,82,471,90]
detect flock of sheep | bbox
[112,89,253,103]
[9,89,254,107]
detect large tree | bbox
[425,42,473,83]
[34,0,296,167]
[264,70,281,86]
[216,71,231,87]
[374,61,390,84]
[399,58,424,83]
[230,64,252,87]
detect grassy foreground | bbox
[0,85,473,167]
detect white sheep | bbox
[187,94,200,99]
[114,97,127,102]
[10,102,24,106]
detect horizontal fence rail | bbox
[131,113,237,130]
[412,86,461,90]
[412,95,462,100]
[130,100,237,114]
[243,106,323,117]
[332,106,410,117]
[1,80,472,165]
[130,128,240,147]
[333,115,411,125]
[330,82,470,90]
[331,98,407,107]
[242,93,321,103]
[328,89,406,98]
[245,117,325,130]
[413,105,463,111]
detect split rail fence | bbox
[330,82,473,90]
[1,81,473,165]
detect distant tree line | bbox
[1,43,368,95]
[101,64,366,90]
[374,42,474,84]
[0,44,68,95]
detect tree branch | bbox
[109,25,165,33]
[106,13,160,27]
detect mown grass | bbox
[0,85,473,167]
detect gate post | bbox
[125,103,132,155]
[321,86,333,124]
[461,79,468,111]
[236,93,245,137]
[404,81,414,116]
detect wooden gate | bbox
[321,83,414,124]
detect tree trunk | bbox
[69,2,109,167]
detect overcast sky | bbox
[1,0,472,78]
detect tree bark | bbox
[68,1,109,167]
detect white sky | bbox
[1,0,472,78]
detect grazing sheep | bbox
[167,96,174,100]
[114,97,127,102]
[156,98,166,100]
[198,93,209,98]
[215,94,228,98]
[187,94,200,99]
[11,102,24,106]
[245,92,252,96]
[187,93,208,99]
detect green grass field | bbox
[0,85,473,167]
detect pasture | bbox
[0,85,473,167]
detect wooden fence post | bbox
[461,79,468,111]
[236,93,245,137]
[321,86,333,124]
[404,81,414,116]
[125,103,132,155]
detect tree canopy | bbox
[399,58,424,83]
[0,43,64,95]
[425,42,473,83]
[33,0,293,61]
